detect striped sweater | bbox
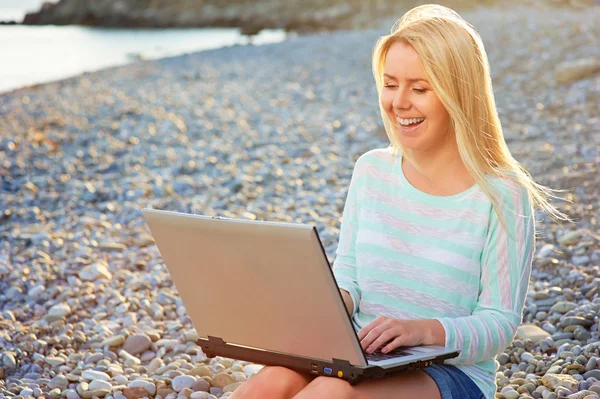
[332,148,535,399]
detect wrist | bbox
[421,319,446,346]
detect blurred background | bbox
[0,0,288,93]
[0,1,599,399]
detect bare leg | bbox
[291,370,442,399]
[229,366,315,399]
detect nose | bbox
[392,87,411,112]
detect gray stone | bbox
[49,375,69,390]
[550,301,578,314]
[584,370,600,380]
[521,352,534,362]
[123,334,152,355]
[2,353,17,368]
[65,390,81,399]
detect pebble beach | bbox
[1,4,600,399]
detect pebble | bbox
[46,303,71,322]
[172,376,196,392]
[122,387,148,399]
[192,379,210,392]
[82,371,111,382]
[242,364,264,379]
[584,370,600,380]
[79,263,112,281]
[2,353,17,369]
[66,390,82,399]
[542,374,580,391]
[128,380,156,396]
[123,334,152,355]
[189,393,217,399]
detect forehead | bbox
[383,42,427,80]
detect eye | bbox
[384,84,397,89]
[413,88,427,94]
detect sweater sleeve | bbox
[332,161,362,317]
[434,181,535,365]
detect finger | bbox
[381,336,405,354]
[365,329,397,354]
[360,322,388,350]
[357,316,386,341]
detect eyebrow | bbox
[383,73,429,83]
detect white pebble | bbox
[89,380,113,391]
[82,370,111,381]
[172,375,196,392]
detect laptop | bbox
[141,208,460,385]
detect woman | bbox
[230,4,565,399]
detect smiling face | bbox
[381,41,454,154]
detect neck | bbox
[405,137,465,177]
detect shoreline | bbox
[1,5,600,399]
[0,26,289,95]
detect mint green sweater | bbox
[332,148,535,399]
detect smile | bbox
[397,117,425,126]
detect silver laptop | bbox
[141,208,459,384]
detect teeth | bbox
[396,117,425,126]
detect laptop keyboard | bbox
[365,347,411,362]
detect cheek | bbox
[426,97,448,118]
[380,92,394,109]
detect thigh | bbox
[230,366,316,399]
[292,370,441,399]
[353,370,442,399]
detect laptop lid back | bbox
[142,209,367,367]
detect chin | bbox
[395,130,423,150]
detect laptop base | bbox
[198,336,459,385]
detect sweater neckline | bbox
[395,153,479,201]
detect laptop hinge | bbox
[200,336,226,357]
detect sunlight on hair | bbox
[371,4,570,235]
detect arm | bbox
[332,162,362,318]
[432,183,535,364]
[340,289,355,315]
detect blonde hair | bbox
[372,4,567,230]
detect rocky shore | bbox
[19,0,406,33]
[1,4,600,399]
[15,0,599,33]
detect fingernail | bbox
[382,348,388,354]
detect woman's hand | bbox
[357,317,432,354]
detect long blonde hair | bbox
[372,4,567,230]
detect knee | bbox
[232,366,309,398]
[308,377,360,399]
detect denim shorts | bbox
[422,364,485,399]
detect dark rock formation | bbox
[20,0,415,32]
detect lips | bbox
[398,118,424,133]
